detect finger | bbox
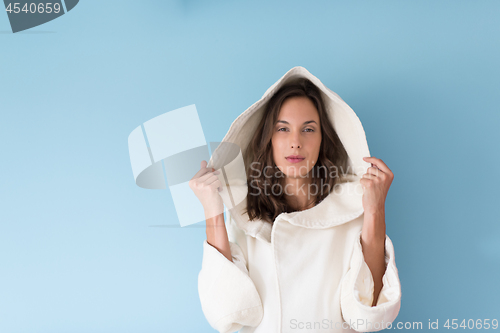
[210,179,223,192]
[366,166,381,177]
[205,172,221,186]
[193,161,220,180]
[198,170,220,183]
[361,173,377,179]
[359,177,371,189]
[192,160,210,179]
[362,156,391,174]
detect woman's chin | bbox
[283,169,311,179]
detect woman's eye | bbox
[277,128,314,132]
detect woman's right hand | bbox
[189,160,224,217]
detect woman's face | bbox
[271,96,322,180]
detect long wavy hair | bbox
[243,78,350,224]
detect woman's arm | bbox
[189,160,232,262]
[360,156,394,306]
[205,210,233,262]
[361,209,387,306]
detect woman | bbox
[190,66,401,333]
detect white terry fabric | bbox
[198,66,402,333]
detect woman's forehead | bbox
[277,108,320,124]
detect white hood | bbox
[207,66,372,242]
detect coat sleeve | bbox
[340,230,402,332]
[198,212,264,333]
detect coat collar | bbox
[227,174,364,243]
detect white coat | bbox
[198,66,402,333]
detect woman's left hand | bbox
[360,156,394,215]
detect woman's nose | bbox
[290,132,302,148]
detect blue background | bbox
[1,0,499,332]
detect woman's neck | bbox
[284,176,316,211]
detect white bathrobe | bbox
[198,66,402,333]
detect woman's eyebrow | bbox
[276,120,318,125]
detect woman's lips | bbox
[286,157,305,163]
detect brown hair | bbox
[243,78,349,224]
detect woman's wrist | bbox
[203,201,225,220]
